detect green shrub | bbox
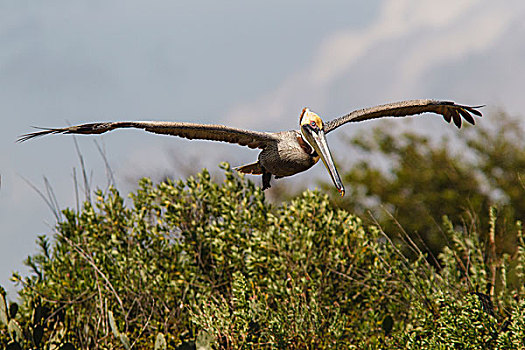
[2,164,525,349]
[325,111,525,259]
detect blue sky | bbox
[2,0,525,297]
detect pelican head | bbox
[300,108,345,196]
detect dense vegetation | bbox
[324,111,525,259]
[1,112,525,349]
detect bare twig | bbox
[72,135,91,203]
[94,139,116,189]
[62,236,126,318]
[367,211,437,314]
[19,175,62,223]
[43,176,61,218]
[130,300,156,349]
[488,207,497,298]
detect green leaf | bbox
[0,288,8,326]
[8,319,23,343]
[33,305,43,325]
[108,310,120,338]
[196,330,214,350]
[154,333,167,350]
[119,333,131,350]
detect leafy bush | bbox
[324,111,525,259]
[2,162,525,349]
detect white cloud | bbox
[226,0,523,130]
[394,4,515,96]
[311,0,477,86]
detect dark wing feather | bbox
[18,121,277,149]
[324,99,483,134]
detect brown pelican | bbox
[18,99,482,195]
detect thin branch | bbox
[73,167,80,214]
[62,235,126,318]
[94,139,116,189]
[367,211,437,314]
[72,135,91,203]
[19,175,62,222]
[130,300,156,349]
[43,176,61,220]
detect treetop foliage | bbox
[325,111,525,259]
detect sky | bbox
[1,0,525,298]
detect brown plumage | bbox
[18,99,482,194]
[324,99,482,132]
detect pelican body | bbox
[19,100,482,195]
[235,108,343,193]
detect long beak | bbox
[304,128,345,196]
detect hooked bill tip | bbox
[339,188,345,197]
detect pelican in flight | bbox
[19,99,482,195]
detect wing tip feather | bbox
[444,103,484,129]
[16,127,64,143]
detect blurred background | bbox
[2,0,525,297]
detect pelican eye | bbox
[310,121,317,128]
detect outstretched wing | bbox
[18,121,278,149]
[324,100,483,134]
